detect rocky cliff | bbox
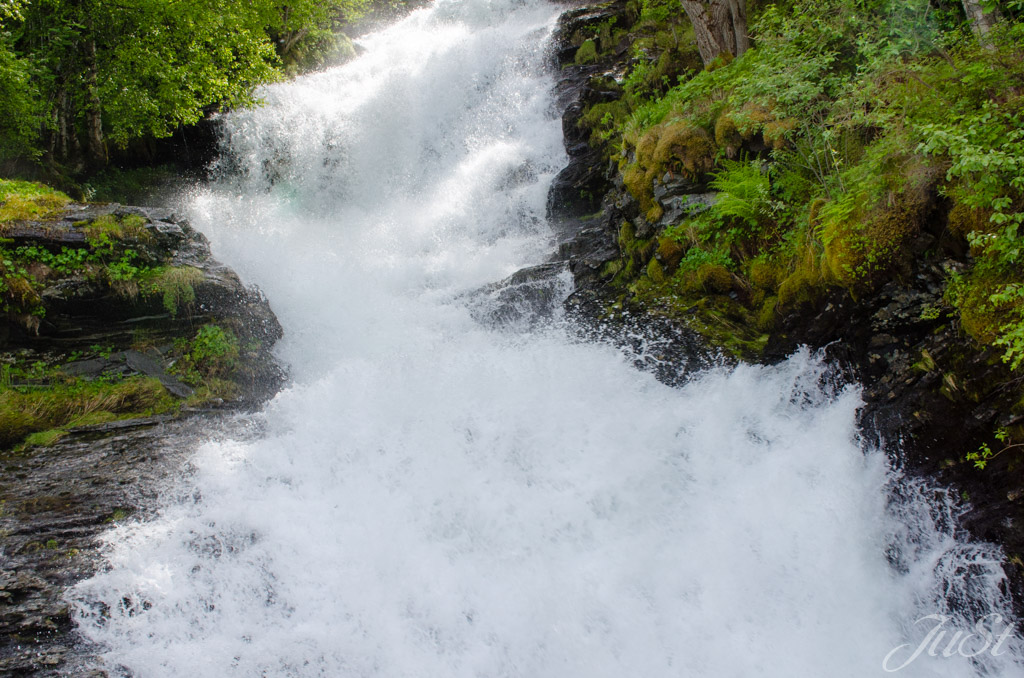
[0,199,283,674]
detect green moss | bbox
[756,296,779,331]
[23,429,66,448]
[575,39,599,65]
[83,213,151,243]
[580,100,631,148]
[631,286,769,360]
[622,122,716,213]
[185,377,241,404]
[0,180,71,224]
[105,508,132,523]
[0,408,40,447]
[947,202,992,240]
[777,264,820,307]
[647,257,666,282]
[815,137,938,288]
[947,265,1022,346]
[656,236,685,272]
[912,348,938,373]
[714,113,742,157]
[748,255,783,291]
[0,264,44,324]
[691,263,733,294]
[618,221,636,253]
[600,259,624,279]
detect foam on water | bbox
[71,0,1024,675]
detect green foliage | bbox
[0,208,190,321]
[0,0,368,166]
[710,160,777,235]
[94,0,282,145]
[676,246,733,274]
[965,428,1018,469]
[894,23,1024,365]
[10,244,89,273]
[637,0,682,24]
[171,324,240,386]
[147,266,203,316]
[0,37,41,160]
[284,31,358,76]
[0,246,43,319]
[598,0,1024,357]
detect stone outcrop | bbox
[1,202,283,405]
[0,202,284,674]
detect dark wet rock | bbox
[655,191,715,226]
[550,1,624,65]
[762,244,1024,609]
[470,263,570,329]
[123,350,193,398]
[0,414,262,676]
[545,0,630,221]
[0,203,285,674]
[565,289,720,385]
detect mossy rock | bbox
[647,257,666,283]
[756,296,779,331]
[948,202,993,240]
[748,256,784,292]
[575,39,599,65]
[0,409,40,448]
[777,264,822,308]
[0,180,71,225]
[657,236,686,273]
[623,122,716,212]
[821,194,927,288]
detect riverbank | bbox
[0,182,284,674]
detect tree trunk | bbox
[961,0,999,44]
[83,37,105,169]
[681,0,749,66]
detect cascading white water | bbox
[71,0,1024,675]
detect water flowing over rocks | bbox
[4,1,1022,675]
[0,203,283,674]
[543,0,1024,612]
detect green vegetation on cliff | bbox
[0,180,280,450]
[576,0,1024,370]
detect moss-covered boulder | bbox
[0,184,284,450]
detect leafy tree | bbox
[0,0,367,170]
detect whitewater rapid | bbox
[72,0,1024,675]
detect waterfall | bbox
[71,0,1024,675]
